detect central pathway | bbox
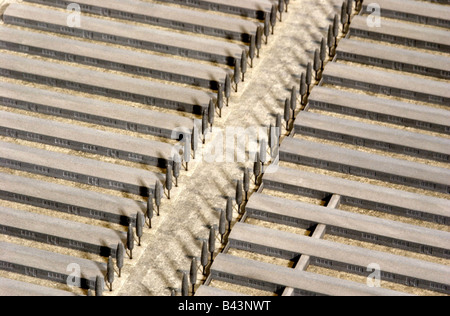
[117,0,341,296]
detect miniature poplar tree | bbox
[166,164,173,200]
[147,195,154,228]
[290,86,297,119]
[320,37,327,70]
[95,275,104,296]
[260,138,267,173]
[233,58,241,92]
[341,2,348,33]
[116,242,124,277]
[201,240,208,275]
[184,134,191,171]
[278,0,284,21]
[226,196,233,232]
[306,62,312,94]
[327,24,334,57]
[208,99,215,132]
[243,168,250,202]
[191,124,199,159]
[264,12,270,43]
[202,109,208,144]
[240,50,247,82]
[284,97,291,130]
[299,72,307,105]
[181,271,189,296]
[219,209,226,243]
[269,125,278,157]
[256,26,263,59]
[235,180,243,213]
[136,211,144,246]
[313,48,321,81]
[189,257,197,295]
[173,153,181,187]
[253,152,261,185]
[284,0,290,12]
[270,4,277,34]
[217,83,224,118]
[155,180,162,216]
[208,226,216,261]
[127,223,134,259]
[333,14,339,45]
[346,0,353,24]
[268,124,275,157]
[224,73,231,107]
[276,113,282,143]
[341,1,348,23]
[107,256,114,291]
[249,34,256,67]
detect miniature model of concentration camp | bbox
[0,0,449,297]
